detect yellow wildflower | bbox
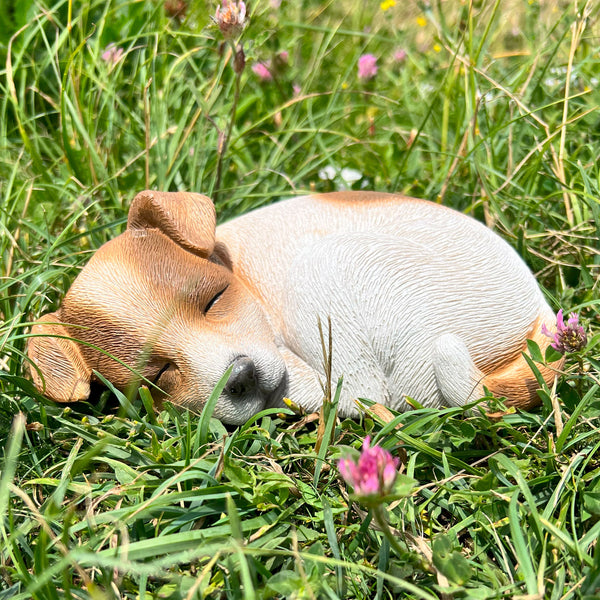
[380,0,396,10]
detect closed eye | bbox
[204,286,228,314]
[152,362,172,385]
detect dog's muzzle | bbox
[225,356,258,397]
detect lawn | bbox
[1,0,600,598]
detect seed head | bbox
[213,0,246,41]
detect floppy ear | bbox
[27,313,91,402]
[128,190,217,257]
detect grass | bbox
[1,0,600,597]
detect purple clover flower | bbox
[338,436,399,500]
[542,309,587,354]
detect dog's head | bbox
[27,191,287,425]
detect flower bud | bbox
[233,44,246,74]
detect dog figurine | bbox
[28,190,559,424]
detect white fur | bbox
[215,194,554,418]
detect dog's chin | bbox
[213,393,268,426]
[213,370,288,426]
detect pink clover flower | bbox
[358,54,378,80]
[252,61,273,81]
[338,436,399,499]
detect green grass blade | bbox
[198,365,232,447]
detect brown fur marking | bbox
[482,315,564,409]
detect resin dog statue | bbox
[28,190,559,424]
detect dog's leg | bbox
[432,334,485,408]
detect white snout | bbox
[179,339,288,425]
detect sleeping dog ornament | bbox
[28,191,559,424]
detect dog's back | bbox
[218,192,558,413]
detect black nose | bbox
[225,356,257,397]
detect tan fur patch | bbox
[482,315,564,409]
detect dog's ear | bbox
[27,313,91,402]
[128,190,217,257]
